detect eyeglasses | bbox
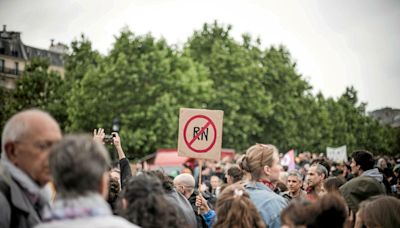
[14,140,58,151]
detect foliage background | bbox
[1,22,398,158]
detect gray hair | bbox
[287,170,304,182]
[174,173,195,196]
[49,134,110,198]
[1,109,58,159]
[174,173,195,188]
[313,164,328,179]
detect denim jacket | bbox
[244,181,288,228]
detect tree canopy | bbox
[1,22,398,158]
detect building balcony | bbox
[0,66,20,76]
[0,67,19,89]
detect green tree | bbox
[186,21,273,152]
[64,34,101,82]
[257,46,314,152]
[64,22,398,157]
[316,87,398,155]
[3,58,67,129]
[67,29,213,158]
[0,87,13,128]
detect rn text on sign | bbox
[178,108,224,160]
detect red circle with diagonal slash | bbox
[183,115,217,153]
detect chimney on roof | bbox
[3,25,6,32]
[50,39,54,47]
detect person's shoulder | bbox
[243,181,256,188]
[0,164,11,182]
[35,216,140,228]
[0,190,11,227]
[107,216,140,228]
[280,190,290,195]
[341,175,379,188]
[280,191,292,201]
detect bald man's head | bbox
[173,173,195,199]
[1,109,62,186]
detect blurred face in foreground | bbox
[5,113,62,186]
[265,151,282,182]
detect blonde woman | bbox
[239,144,288,228]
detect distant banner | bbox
[281,149,296,170]
[326,146,347,162]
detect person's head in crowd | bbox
[214,184,266,228]
[351,150,374,176]
[1,109,62,187]
[275,181,288,193]
[0,109,62,228]
[281,194,348,228]
[320,176,345,196]
[311,153,318,160]
[239,143,281,183]
[173,173,195,199]
[357,196,400,228]
[394,164,400,178]
[306,164,327,189]
[110,166,121,186]
[279,171,289,185]
[146,170,174,192]
[281,199,313,227]
[181,167,193,175]
[210,175,222,189]
[225,165,244,185]
[239,144,288,228]
[108,175,121,213]
[210,175,222,196]
[377,157,388,170]
[200,180,212,193]
[330,162,340,176]
[310,193,348,228]
[110,160,121,178]
[222,155,233,164]
[39,135,138,228]
[310,158,331,177]
[121,174,188,228]
[147,170,198,227]
[49,135,110,199]
[214,163,223,173]
[334,162,351,179]
[339,175,386,214]
[201,165,212,177]
[286,170,304,197]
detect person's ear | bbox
[263,165,271,176]
[4,142,18,163]
[178,185,185,194]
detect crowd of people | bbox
[0,109,400,228]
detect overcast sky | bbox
[1,0,399,111]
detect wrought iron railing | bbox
[0,66,20,76]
